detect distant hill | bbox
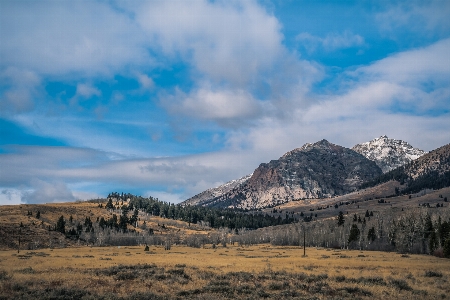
[352,135,426,173]
[184,140,382,209]
[361,143,450,194]
[183,136,432,210]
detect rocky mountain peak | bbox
[283,139,335,158]
[188,139,382,209]
[352,135,426,173]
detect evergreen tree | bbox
[429,231,438,254]
[438,220,450,246]
[337,211,345,226]
[444,238,450,258]
[119,215,128,232]
[129,209,139,227]
[106,198,114,209]
[56,215,65,234]
[99,217,107,229]
[424,214,433,239]
[367,227,376,242]
[348,224,360,244]
[36,211,40,219]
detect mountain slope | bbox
[352,135,426,173]
[183,173,252,206]
[361,143,450,193]
[197,140,382,209]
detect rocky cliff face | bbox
[193,140,382,209]
[352,135,426,173]
[182,174,252,207]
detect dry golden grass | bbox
[1,244,449,299]
[0,201,211,250]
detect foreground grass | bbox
[0,245,449,299]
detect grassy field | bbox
[1,244,449,299]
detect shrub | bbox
[268,282,284,290]
[0,270,11,281]
[425,271,443,277]
[115,271,138,281]
[340,286,372,296]
[390,279,412,291]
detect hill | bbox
[0,199,212,251]
[187,140,382,209]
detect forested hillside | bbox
[105,192,297,231]
[361,144,450,194]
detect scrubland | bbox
[0,244,449,299]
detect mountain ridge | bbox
[183,136,431,209]
[184,139,383,209]
[352,135,426,173]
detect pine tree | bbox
[106,198,114,210]
[429,231,438,254]
[348,224,360,244]
[367,227,376,242]
[337,211,345,226]
[444,238,450,258]
[56,215,65,234]
[424,214,433,239]
[36,211,40,219]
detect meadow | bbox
[0,244,449,299]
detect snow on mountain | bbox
[182,173,253,206]
[183,139,382,209]
[352,135,426,173]
[182,136,427,209]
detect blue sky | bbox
[1,0,449,205]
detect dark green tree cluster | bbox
[417,214,450,257]
[56,215,65,234]
[348,224,360,244]
[105,192,298,230]
[337,211,345,226]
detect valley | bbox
[1,136,450,299]
[0,244,449,299]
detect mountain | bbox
[183,173,252,207]
[352,135,426,173]
[185,139,382,209]
[361,143,450,194]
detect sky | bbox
[1,0,449,205]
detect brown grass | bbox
[1,244,449,299]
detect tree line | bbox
[103,192,297,231]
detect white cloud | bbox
[0,1,149,76]
[376,0,450,37]
[75,83,102,99]
[296,31,364,53]
[135,72,154,90]
[349,38,450,114]
[128,0,284,86]
[0,188,24,205]
[22,179,75,204]
[0,67,40,114]
[165,87,263,125]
